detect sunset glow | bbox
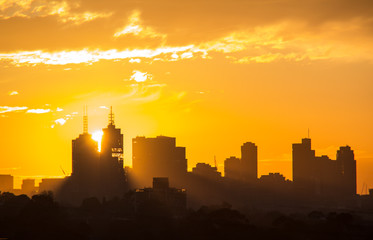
[0,0,372,193]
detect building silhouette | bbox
[241,142,258,182]
[260,172,286,184]
[224,156,241,181]
[132,136,187,186]
[292,138,357,197]
[192,163,222,181]
[71,108,99,196]
[70,106,100,199]
[0,174,13,192]
[337,146,356,196]
[292,138,316,191]
[57,106,127,203]
[134,177,187,215]
[99,107,126,199]
[21,179,36,196]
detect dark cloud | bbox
[0,0,372,51]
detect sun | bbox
[91,130,104,152]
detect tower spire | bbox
[109,106,115,126]
[83,105,88,134]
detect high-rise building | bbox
[72,133,99,183]
[292,138,357,197]
[71,107,99,196]
[224,156,241,181]
[337,146,356,196]
[241,142,257,182]
[99,107,126,198]
[132,136,187,186]
[313,155,340,196]
[292,138,316,189]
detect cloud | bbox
[0,45,206,66]
[0,106,28,113]
[129,70,152,82]
[26,109,51,114]
[1,2,373,66]
[54,118,66,125]
[56,107,63,112]
[0,0,112,24]
[129,58,141,63]
[51,112,77,128]
[113,10,166,39]
[9,91,19,96]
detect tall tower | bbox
[241,142,257,182]
[336,146,356,196]
[292,138,316,190]
[99,107,125,198]
[72,107,99,189]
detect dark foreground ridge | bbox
[1,191,373,240]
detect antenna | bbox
[83,105,88,134]
[308,128,310,138]
[214,155,217,168]
[109,106,115,125]
[60,165,66,176]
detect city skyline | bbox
[0,108,359,197]
[1,0,373,193]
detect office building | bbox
[241,142,258,182]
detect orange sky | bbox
[0,0,373,191]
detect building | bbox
[260,172,286,184]
[21,179,36,196]
[99,107,126,198]
[313,155,340,196]
[224,156,241,180]
[39,178,65,193]
[72,132,99,186]
[241,142,258,182]
[69,107,100,199]
[292,138,316,190]
[192,163,222,181]
[292,138,357,197]
[337,146,356,196]
[132,136,187,186]
[135,177,186,215]
[0,174,13,192]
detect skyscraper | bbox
[132,136,187,186]
[337,146,356,196]
[241,142,258,182]
[292,138,316,190]
[71,107,99,194]
[72,134,99,183]
[99,107,126,198]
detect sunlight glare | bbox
[91,130,103,152]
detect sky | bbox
[0,0,373,191]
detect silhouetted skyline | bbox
[0,108,361,213]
